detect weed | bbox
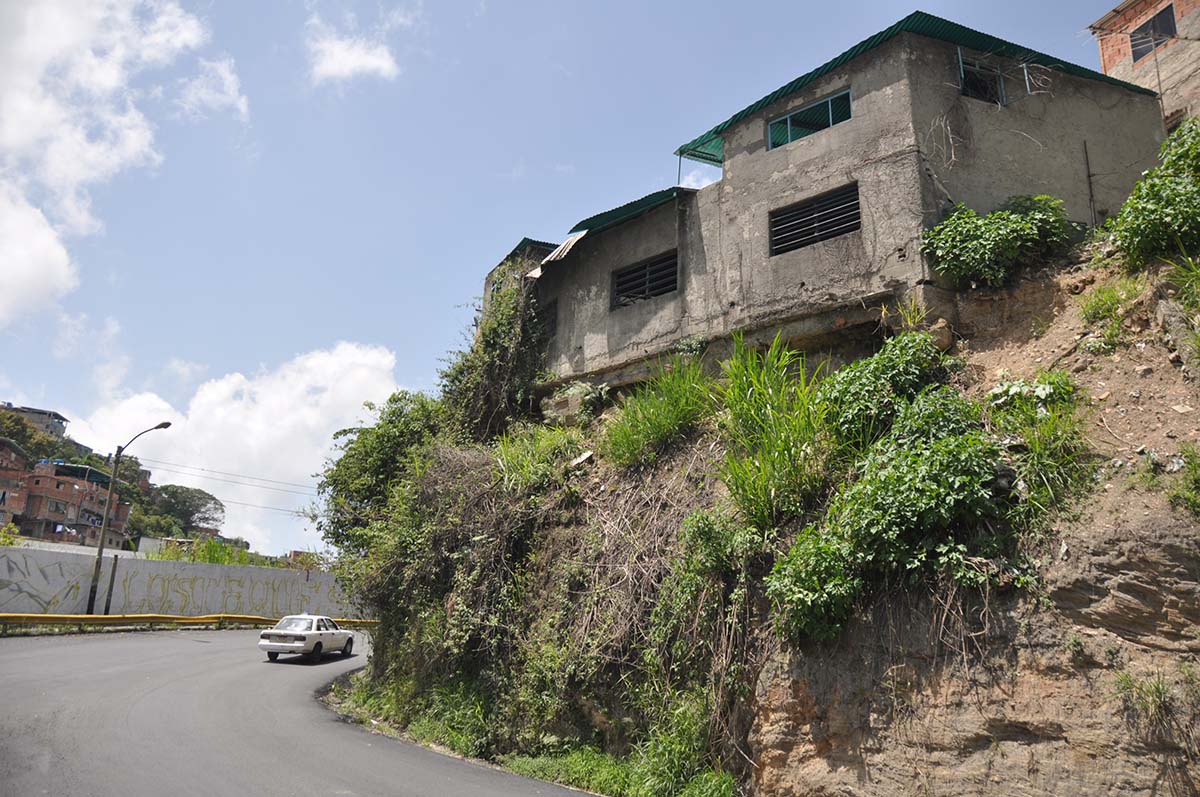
[1115,670,1177,744]
[504,748,632,796]
[881,295,929,331]
[1104,644,1124,669]
[1065,633,1086,665]
[1167,249,1200,313]
[1167,444,1200,517]
[627,693,711,797]
[549,381,611,425]
[0,522,17,546]
[602,357,713,468]
[493,424,584,493]
[1079,276,1143,353]
[1030,315,1052,339]
[719,334,830,532]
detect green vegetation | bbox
[145,537,279,567]
[601,357,714,468]
[719,335,829,532]
[1111,118,1200,266]
[1078,276,1144,353]
[921,195,1070,287]
[0,522,17,546]
[1167,444,1200,517]
[319,323,1091,791]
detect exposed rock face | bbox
[749,494,1200,795]
[749,264,1200,796]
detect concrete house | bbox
[1091,0,1200,128]
[496,11,1165,390]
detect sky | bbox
[0,0,1118,554]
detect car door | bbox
[327,618,348,647]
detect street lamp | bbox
[85,421,171,614]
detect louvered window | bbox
[612,251,678,309]
[769,184,861,256]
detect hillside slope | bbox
[751,255,1200,796]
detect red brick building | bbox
[1091,0,1200,127]
[16,462,130,549]
[0,438,30,528]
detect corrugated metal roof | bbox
[568,187,691,235]
[541,231,588,265]
[676,9,1157,166]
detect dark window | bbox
[1132,5,1176,62]
[767,90,852,149]
[961,63,1004,104]
[611,251,678,308]
[769,183,861,256]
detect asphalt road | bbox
[0,629,582,797]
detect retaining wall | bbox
[0,547,354,617]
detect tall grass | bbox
[718,335,829,534]
[493,423,584,493]
[145,537,278,567]
[602,357,713,468]
[1079,276,1144,353]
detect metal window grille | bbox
[611,252,678,308]
[767,90,852,150]
[1131,5,1176,62]
[769,183,861,256]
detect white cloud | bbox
[176,56,249,121]
[165,357,208,384]
[0,1,229,330]
[305,5,421,86]
[680,168,720,190]
[0,183,77,328]
[69,343,400,554]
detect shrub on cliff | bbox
[602,356,713,468]
[1112,117,1200,267]
[922,194,1070,286]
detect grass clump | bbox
[1078,276,1143,353]
[1167,444,1200,517]
[921,194,1070,287]
[602,357,713,468]
[719,335,831,532]
[494,424,584,493]
[1112,118,1200,267]
[505,748,632,795]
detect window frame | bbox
[1131,4,1177,63]
[766,89,853,151]
[610,251,679,310]
[960,60,1006,105]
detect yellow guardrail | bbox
[0,613,378,632]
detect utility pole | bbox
[85,421,171,614]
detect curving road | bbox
[0,629,581,797]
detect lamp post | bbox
[85,421,171,614]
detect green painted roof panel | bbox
[568,187,687,235]
[675,10,1157,166]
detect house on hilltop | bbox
[1090,1,1200,129]
[489,11,1165,391]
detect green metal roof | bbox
[675,10,1157,166]
[569,187,688,235]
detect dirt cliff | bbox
[750,259,1200,796]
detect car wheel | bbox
[309,641,323,663]
[341,638,353,657]
[267,652,279,662]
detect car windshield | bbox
[273,617,312,632]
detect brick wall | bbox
[1096,0,1200,72]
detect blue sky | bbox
[0,0,1118,552]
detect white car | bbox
[258,614,354,662]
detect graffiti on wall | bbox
[0,548,353,617]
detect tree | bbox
[153,485,225,534]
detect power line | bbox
[218,497,314,515]
[147,465,317,496]
[136,456,317,490]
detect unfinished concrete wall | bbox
[908,36,1164,225]
[0,546,355,617]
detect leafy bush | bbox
[602,357,713,468]
[719,335,831,532]
[494,424,584,493]
[0,523,17,546]
[817,332,945,451]
[1112,118,1200,266]
[921,195,1070,287]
